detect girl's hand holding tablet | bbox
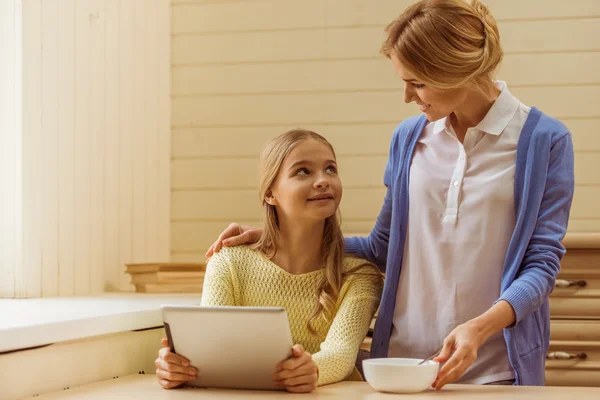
[273,344,319,393]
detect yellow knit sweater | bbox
[200,245,382,386]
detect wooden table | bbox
[32,375,600,399]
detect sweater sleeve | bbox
[312,273,383,386]
[498,132,575,324]
[200,250,236,306]
[344,129,398,272]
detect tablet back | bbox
[162,305,294,390]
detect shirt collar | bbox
[475,81,521,136]
[431,81,521,136]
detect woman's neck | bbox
[450,85,501,142]
[271,218,325,275]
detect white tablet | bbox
[161,305,294,390]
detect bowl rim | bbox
[362,357,439,367]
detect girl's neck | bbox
[271,218,324,275]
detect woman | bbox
[155,130,383,392]
[205,0,574,389]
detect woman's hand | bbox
[273,344,319,393]
[432,322,483,390]
[432,300,516,390]
[205,223,263,258]
[155,338,198,389]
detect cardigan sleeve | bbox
[498,132,575,324]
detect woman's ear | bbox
[265,190,278,206]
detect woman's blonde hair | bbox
[252,129,381,335]
[381,0,502,98]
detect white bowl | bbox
[362,358,439,394]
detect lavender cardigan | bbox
[346,107,574,385]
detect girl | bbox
[155,130,383,393]
[205,0,574,389]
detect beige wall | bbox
[0,0,171,297]
[170,0,600,262]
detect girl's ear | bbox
[265,190,278,206]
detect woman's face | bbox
[268,139,342,224]
[391,54,469,122]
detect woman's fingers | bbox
[433,360,469,390]
[160,337,169,347]
[434,343,476,390]
[433,337,454,364]
[204,243,216,258]
[205,223,262,256]
[215,223,243,251]
[205,223,240,256]
[437,344,468,378]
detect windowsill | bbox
[0,293,202,353]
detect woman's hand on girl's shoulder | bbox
[272,344,319,393]
[205,223,263,258]
[155,338,198,389]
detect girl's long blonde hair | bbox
[252,129,381,335]
[381,0,503,98]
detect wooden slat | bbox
[172,0,327,34]
[171,221,261,252]
[172,123,396,158]
[173,52,600,96]
[74,0,91,295]
[568,219,600,233]
[132,0,146,262]
[0,0,18,298]
[562,233,600,248]
[172,20,600,65]
[575,153,600,185]
[20,0,43,297]
[565,119,600,151]
[89,0,106,294]
[485,0,600,20]
[145,0,159,263]
[104,0,121,292]
[41,0,59,297]
[57,0,76,296]
[172,86,599,127]
[498,53,600,86]
[571,187,600,219]
[158,0,172,263]
[118,0,134,291]
[171,0,600,33]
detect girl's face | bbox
[268,139,342,224]
[391,54,470,122]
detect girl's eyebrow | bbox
[289,160,309,170]
[288,159,336,170]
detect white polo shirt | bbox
[387,81,529,384]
